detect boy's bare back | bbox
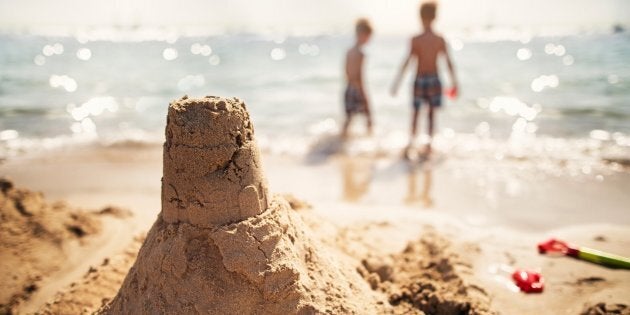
[411,31,446,76]
[345,47,363,88]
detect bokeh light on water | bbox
[76,48,92,60]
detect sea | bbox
[1,30,629,177]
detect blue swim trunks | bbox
[344,85,366,115]
[413,74,442,110]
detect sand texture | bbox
[0,178,105,313]
[103,96,380,314]
[38,235,144,315]
[581,303,630,315]
[358,231,493,315]
[162,95,268,227]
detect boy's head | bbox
[355,18,372,45]
[420,2,437,25]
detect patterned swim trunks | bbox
[344,85,366,115]
[413,74,442,110]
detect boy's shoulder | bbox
[411,32,446,50]
[346,45,364,57]
[413,31,445,42]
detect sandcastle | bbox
[161,95,268,226]
[103,96,379,314]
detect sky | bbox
[0,0,628,36]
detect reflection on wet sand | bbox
[339,153,435,208]
[405,163,433,208]
[340,156,374,202]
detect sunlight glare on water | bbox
[177,74,205,91]
[298,43,320,56]
[270,48,286,61]
[162,47,178,60]
[530,75,559,92]
[33,55,45,65]
[49,75,77,92]
[76,48,92,60]
[208,55,221,65]
[562,55,574,66]
[67,97,119,121]
[516,48,532,61]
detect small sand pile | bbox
[358,230,493,315]
[103,96,379,314]
[0,178,102,313]
[581,303,629,315]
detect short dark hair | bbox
[355,18,373,35]
[420,2,437,21]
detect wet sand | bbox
[1,142,629,314]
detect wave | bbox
[549,107,630,119]
[0,107,61,117]
[2,127,629,179]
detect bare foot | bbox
[403,145,419,161]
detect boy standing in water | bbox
[342,18,373,139]
[392,2,458,157]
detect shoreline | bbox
[4,142,630,230]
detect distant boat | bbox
[613,24,625,34]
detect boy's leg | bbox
[426,103,437,155]
[408,107,420,149]
[410,80,422,149]
[364,107,373,136]
[341,114,353,139]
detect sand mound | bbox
[357,230,493,315]
[103,96,379,314]
[581,303,629,315]
[0,178,107,313]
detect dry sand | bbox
[38,235,143,315]
[580,303,630,315]
[0,178,130,314]
[0,95,628,314]
[357,230,492,314]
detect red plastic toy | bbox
[445,87,458,100]
[511,269,544,293]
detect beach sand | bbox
[1,98,629,314]
[0,177,133,314]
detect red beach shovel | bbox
[538,238,630,269]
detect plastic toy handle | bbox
[578,247,630,269]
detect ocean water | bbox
[0,32,629,175]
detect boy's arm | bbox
[391,39,415,96]
[357,52,372,121]
[344,51,351,81]
[441,38,458,91]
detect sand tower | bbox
[161,95,268,227]
[103,96,378,314]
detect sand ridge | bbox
[38,235,145,315]
[358,230,493,315]
[0,178,127,314]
